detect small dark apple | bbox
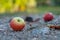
[25,16,33,22]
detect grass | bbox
[0,6,60,17]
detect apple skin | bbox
[43,12,54,22]
[10,17,25,31]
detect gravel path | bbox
[0,15,60,40]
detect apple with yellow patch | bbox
[10,17,25,31]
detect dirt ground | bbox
[0,14,60,40]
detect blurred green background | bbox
[0,0,60,15]
[36,0,60,15]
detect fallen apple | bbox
[25,16,40,22]
[43,12,54,22]
[25,16,33,22]
[10,17,25,31]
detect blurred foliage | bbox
[36,0,46,6]
[54,0,60,6]
[36,0,46,2]
[36,0,60,6]
[0,0,60,15]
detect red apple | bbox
[43,12,54,22]
[10,17,25,31]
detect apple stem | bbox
[17,19,20,22]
